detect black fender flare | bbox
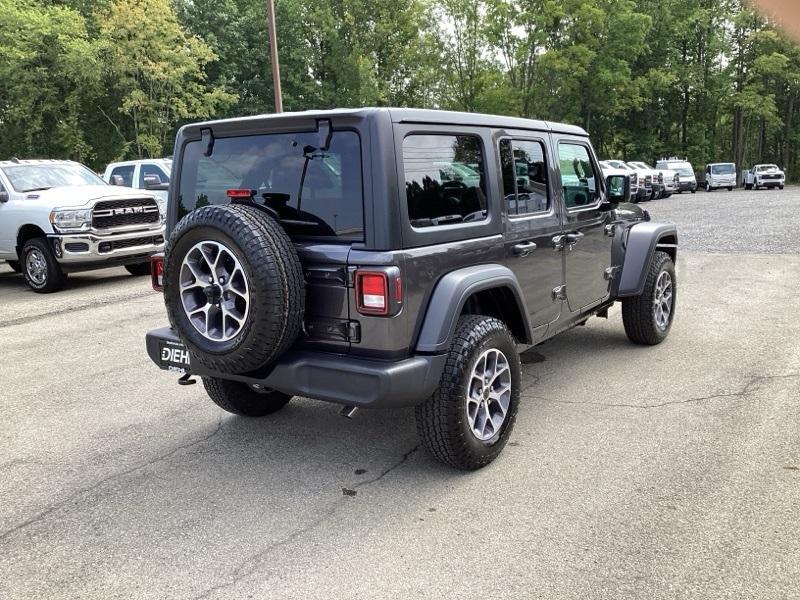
[415,264,533,353]
[613,221,678,297]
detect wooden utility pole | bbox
[266,0,283,112]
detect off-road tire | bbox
[622,251,676,345]
[415,316,521,470]
[203,377,292,417]
[125,262,151,276]
[6,260,21,273]
[164,203,305,374]
[21,238,66,293]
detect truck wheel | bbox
[164,204,305,374]
[415,316,521,470]
[21,238,66,293]
[727,187,733,191]
[7,260,21,273]
[622,251,676,345]
[125,262,151,276]
[203,377,291,417]
[690,188,696,194]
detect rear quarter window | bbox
[402,134,488,228]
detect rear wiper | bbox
[23,186,52,193]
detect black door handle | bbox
[512,241,537,257]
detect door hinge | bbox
[552,285,567,301]
[604,223,617,237]
[346,321,361,343]
[604,266,620,281]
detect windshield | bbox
[607,160,631,170]
[631,162,649,170]
[177,130,363,241]
[756,165,778,172]
[2,163,105,192]
[711,164,735,175]
[666,163,694,177]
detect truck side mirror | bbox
[110,174,125,186]
[603,174,630,207]
[0,191,8,203]
[144,175,170,191]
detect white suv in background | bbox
[655,158,697,194]
[103,159,171,214]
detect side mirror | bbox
[143,175,169,191]
[110,174,125,186]
[0,191,8,203]
[604,174,631,206]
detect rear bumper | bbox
[145,327,447,408]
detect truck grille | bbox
[93,198,160,229]
[761,174,781,180]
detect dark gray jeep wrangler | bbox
[146,108,678,470]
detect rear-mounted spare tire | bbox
[164,204,305,374]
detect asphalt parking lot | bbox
[1,187,798,599]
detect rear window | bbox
[177,130,364,241]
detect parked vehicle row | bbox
[0,159,166,292]
[600,159,681,202]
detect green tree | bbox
[95,0,235,159]
[0,0,100,161]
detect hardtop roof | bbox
[178,107,588,138]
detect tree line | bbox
[2,0,798,178]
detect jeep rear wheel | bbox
[415,316,521,470]
[622,251,676,345]
[164,204,305,374]
[203,377,292,417]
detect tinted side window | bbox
[558,143,598,209]
[499,139,549,215]
[138,164,170,187]
[403,134,487,228]
[177,131,363,241]
[110,165,135,187]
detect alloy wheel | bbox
[466,348,512,441]
[25,248,48,285]
[653,270,673,331]
[179,241,250,342]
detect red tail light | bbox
[356,271,389,315]
[150,253,165,292]
[226,189,256,199]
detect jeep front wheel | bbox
[621,251,676,345]
[415,316,521,470]
[203,377,292,417]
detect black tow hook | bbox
[178,372,197,386]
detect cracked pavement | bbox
[1,189,799,599]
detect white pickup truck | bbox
[743,164,786,190]
[0,159,165,292]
